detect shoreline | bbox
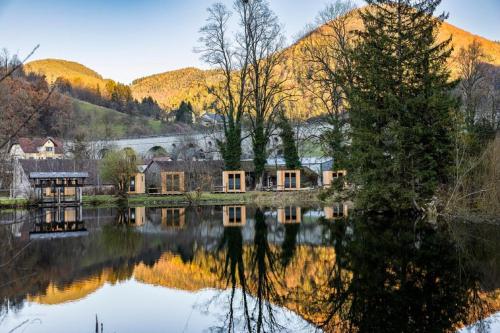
[0,190,340,209]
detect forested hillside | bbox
[24,10,500,119]
[131,68,221,113]
[25,59,108,90]
[130,10,500,117]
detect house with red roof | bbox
[8,137,65,160]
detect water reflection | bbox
[0,205,498,332]
[30,206,87,239]
[312,214,490,332]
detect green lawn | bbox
[72,98,164,138]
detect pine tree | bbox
[175,101,194,124]
[349,0,456,211]
[277,110,301,169]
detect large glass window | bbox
[284,172,297,189]
[165,173,182,192]
[129,176,136,192]
[228,173,241,191]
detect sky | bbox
[0,0,498,83]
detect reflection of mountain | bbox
[2,206,500,332]
[27,273,110,305]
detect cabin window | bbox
[228,173,241,191]
[284,172,297,189]
[165,173,181,192]
[129,176,136,192]
[228,206,242,224]
[284,207,298,222]
[46,147,53,152]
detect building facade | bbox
[9,137,65,160]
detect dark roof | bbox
[18,159,111,185]
[30,172,89,179]
[14,137,64,154]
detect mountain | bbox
[25,12,500,116]
[24,59,110,90]
[130,14,500,115]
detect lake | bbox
[0,205,499,332]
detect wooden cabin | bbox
[323,170,347,188]
[222,171,246,193]
[324,203,349,220]
[223,206,247,227]
[128,173,146,195]
[161,208,186,228]
[31,172,88,205]
[161,171,185,194]
[277,207,302,224]
[276,170,301,191]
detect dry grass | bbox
[445,136,500,220]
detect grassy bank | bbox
[0,190,336,209]
[84,190,329,208]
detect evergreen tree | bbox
[277,110,301,169]
[349,0,457,211]
[175,101,194,124]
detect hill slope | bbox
[25,12,500,117]
[72,98,165,139]
[131,67,220,112]
[25,59,110,90]
[131,15,500,115]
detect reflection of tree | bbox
[249,208,282,333]
[216,226,252,332]
[311,215,488,332]
[280,223,300,269]
[213,208,284,332]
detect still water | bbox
[0,205,499,333]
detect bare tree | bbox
[300,0,357,170]
[198,2,250,170]
[242,0,289,189]
[456,39,489,131]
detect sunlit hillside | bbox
[130,10,500,116]
[131,67,220,113]
[24,10,500,118]
[24,58,110,90]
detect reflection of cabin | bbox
[128,173,146,194]
[161,172,185,194]
[223,206,247,227]
[324,203,349,220]
[222,171,246,193]
[31,172,87,205]
[128,207,146,226]
[161,208,186,228]
[276,170,301,191]
[278,207,302,224]
[30,206,86,239]
[323,170,347,188]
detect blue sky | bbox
[0,0,498,83]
